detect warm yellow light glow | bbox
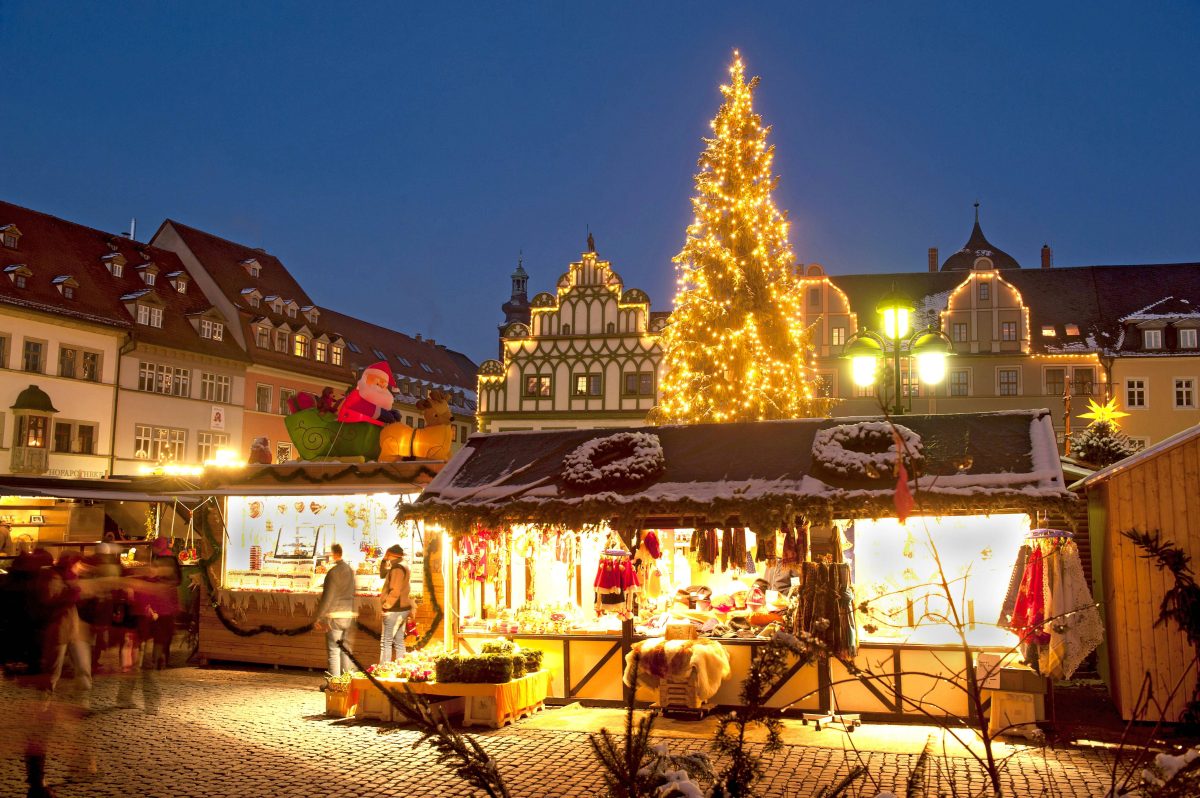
[1079,397,1131,427]
[203,447,243,468]
[882,308,911,340]
[852,356,878,387]
[137,463,204,476]
[916,352,947,384]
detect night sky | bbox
[5,2,1198,366]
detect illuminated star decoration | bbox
[1078,397,1131,427]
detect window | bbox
[998,368,1019,396]
[248,295,260,308]
[136,304,163,328]
[346,341,362,354]
[623,371,654,396]
[22,340,44,372]
[420,363,433,373]
[1175,379,1195,409]
[256,326,270,348]
[1001,321,1018,341]
[144,272,156,286]
[52,422,97,454]
[134,424,186,462]
[523,375,551,397]
[293,334,309,358]
[274,331,288,352]
[396,356,412,367]
[1072,368,1095,397]
[331,345,344,366]
[901,370,920,397]
[808,287,821,308]
[175,279,187,294]
[1126,379,1146,408]
[62,285,75,300]
[314,340,328,362]
[59,347,98,380]
[200,372,231,404]
[198,431,230,463]
[279,388,296,415]
[110,261,123,278]
[255,384,272,413]
[952,323,968,343]
[13,274,26,289]
[0,334,8,368]
[1144,329,1162,349]
[17,415,48,448]
[137,362,190,397]
[561,324,571,335]
[1045,368,1065,397]
[3,233,17,249]
[950,369,969,397]
[855,382,875,398]
[831,327,846,346]
[606,322,616,334]
[200,319,224,340]
[1180,328,1198,349]
[372,348,387,360]
[1065,324,1080,336]
[978,281,990,301]
[1041,326,1055,337]
[246,261,261,277]
[573,374,601,397]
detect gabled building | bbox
[0,200,248,477]
[151,220,477,459]
[477,240,667,432]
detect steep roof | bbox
[940,207,1021,271]
[831,262,1200,355]
[405,410,1072,531]
[0,201,247,362]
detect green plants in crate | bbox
[479,640,543,673]
[521,649,544,673]
[435,653,515,684]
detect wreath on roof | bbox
[812,422,924,480]
[561,431,666,491]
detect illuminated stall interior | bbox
[407,410,1078,716]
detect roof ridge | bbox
[1,200,170,256]
[164,218,274,257]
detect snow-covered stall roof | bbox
[403,410,1074,532]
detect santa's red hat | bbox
[362,361,397,389]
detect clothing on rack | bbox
[997,544,1031,628]
[691,527,719,572]
[594,551,641,619]
[720,528,748,573]
[754,530,776,562]
[792,561,857,657]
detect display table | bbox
[350,670,552,728]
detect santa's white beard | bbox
[358,381,394,411]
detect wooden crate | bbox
[658,666,702,710]
[325,690,356,718]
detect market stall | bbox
[403,410,1097,720]
[187,461,445,669]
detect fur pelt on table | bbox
[622,637,731,701]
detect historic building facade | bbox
[476,242,666,432]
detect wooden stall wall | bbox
[1100,435,1200,722]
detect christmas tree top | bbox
[653,52,829,425]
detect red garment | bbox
[1009,546,1050,645]
[336,388,386,426]
[893,429,914,522]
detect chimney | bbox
[1041,244,1052,269]
[928,247,938,273]
[415,334,422,342]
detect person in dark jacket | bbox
[314,543,356,681]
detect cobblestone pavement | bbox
[0,666,1122,797]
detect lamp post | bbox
[843,289,954,415]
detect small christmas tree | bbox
[653,52,829,425]
[1070,419,1141,467]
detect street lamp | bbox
[843,288,954,415]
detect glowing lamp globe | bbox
[910,330,953,385]
[876,288,915,340]
[844,334,884,387]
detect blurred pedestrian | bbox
[314,543,355,685]
[378,545,415,664]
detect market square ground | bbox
[0,665,1166,798]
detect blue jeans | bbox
[326,618,355,677]
[380,609,410,664]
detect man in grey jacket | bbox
[314,543,356,682]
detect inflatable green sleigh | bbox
[283,410,382,461]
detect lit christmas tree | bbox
[1070,419,1141,468]
[653,52,829,425]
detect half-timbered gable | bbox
[478,248,664,432]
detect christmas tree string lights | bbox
[652,52,830,425]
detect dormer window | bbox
[1,225,20,249]
[303,306,319,325]
[372,348,387,360]
[6,264,32,289]
[1041,326,1055,337]
[169,272,189,294]
[1144,328,1162,349]
[286,305,298,319]
[331,344,344,366]
[271,299,284,315]
[274,330,288,352]
[137,304,163,328]
[102,253,126,277]
[256,326,271,348]
[1180,328,1198,349]
[199,319,224,341]
[53,276,79,300]
[241,258,261,278]
[293,334,309,358]
[248,296,260,308]
[1064,324,1080,336]
[138,263,159,286]
[314,339,328,362]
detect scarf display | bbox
[720,528,748,573]
[1000,532,1103,679]
[794,561,857,659]
[691,527,719,572]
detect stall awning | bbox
[170,461,444,497]
[405,410,1075,531]
[0,475,195,504]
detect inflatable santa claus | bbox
[337,360,401,426]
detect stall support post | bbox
[621,617,634,705]
[442,530,454,650]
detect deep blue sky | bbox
[4,2,1198,365]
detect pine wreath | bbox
[562,431,666,491]
[812,422,923,479]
